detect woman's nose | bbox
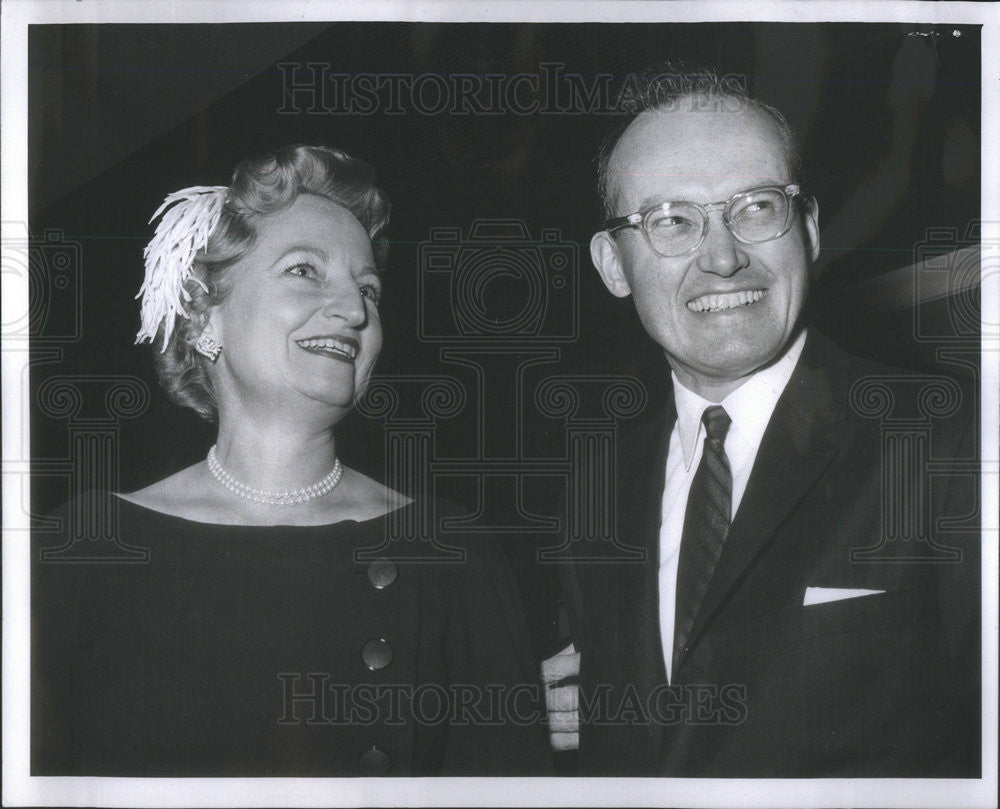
[321,279,366,327]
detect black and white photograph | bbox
[2,1,997,806]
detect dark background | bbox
[28,22,982,652]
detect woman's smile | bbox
[295,334,360,363]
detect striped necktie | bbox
[673,405,732,677]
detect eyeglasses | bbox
[604,184,802,258]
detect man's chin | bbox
[672,340,790,388]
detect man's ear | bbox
[590,231,632,298]
[802,196,820,262]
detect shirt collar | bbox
[672,329,808,471]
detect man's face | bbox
[591,103,819,399]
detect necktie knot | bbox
[702,405,731,443]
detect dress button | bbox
[361,638,393,670]
[367,559,398,589]
[358,746,392,776]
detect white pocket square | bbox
[802,587,886,606]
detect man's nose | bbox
[695,213,749,276]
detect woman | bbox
[32,145,552,776]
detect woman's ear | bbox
[199,307,221,345]
[189,290,224,362]
[590,231,633,298]
[185,273,222,341]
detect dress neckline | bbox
[111,492,416,530]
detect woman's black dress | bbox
[32,495,553,776]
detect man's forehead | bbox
[608,106,791,205]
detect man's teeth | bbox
[687,289,767,313]
[296,338,358,359]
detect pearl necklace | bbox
[206,445,343,507]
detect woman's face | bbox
[205,193,382,416]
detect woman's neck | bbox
[212,411,340,493]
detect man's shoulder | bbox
[796,329,906,391]
[789,329,976,431]
[800,328,974,385]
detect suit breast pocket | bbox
[760,588,932,648]
[697,588,937,688]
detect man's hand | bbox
[540,643,580,752]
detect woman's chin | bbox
[307,390,358,412]
[270,384,359,416]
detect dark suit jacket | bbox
[566,331,981,776]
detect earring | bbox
[195,333,222,362]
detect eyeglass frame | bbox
[603,183,804,258]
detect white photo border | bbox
[3,1,997,807]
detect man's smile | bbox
[686,288,768,313]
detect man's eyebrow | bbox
[633,182,788,211]
[636,194,671,211]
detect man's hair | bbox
[151,144,390,421]
[596,62,803,222]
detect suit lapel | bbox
[613,401,674,751]
[673,333,847,676]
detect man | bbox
[544,67,980,776]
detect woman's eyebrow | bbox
[275,244,330,263]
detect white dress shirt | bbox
[658,330,807,683]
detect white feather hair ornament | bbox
[135,185,228,351]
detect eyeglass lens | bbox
[646,188,791,256]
